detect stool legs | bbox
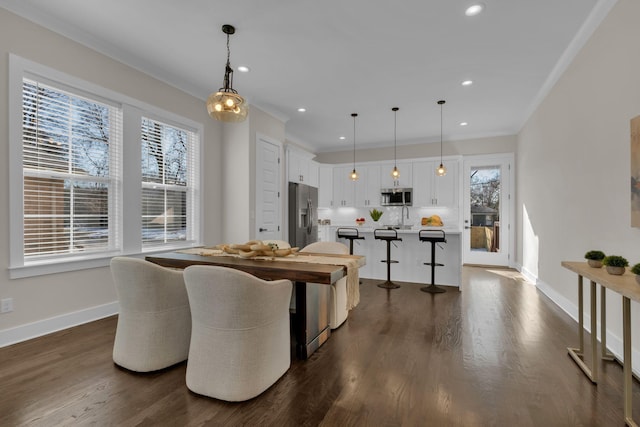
[421,241,446,293]
[378,240,400,289]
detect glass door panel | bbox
[463,156,511,266]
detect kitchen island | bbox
[327,225,462,287]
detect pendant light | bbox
[206,24,248,122]
[391,107,400,182]
[350,113,359,181]
[436,100,447,177]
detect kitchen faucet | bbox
[401,204,409,228]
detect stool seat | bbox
[337,227,365,255]
[374,229,402,289]
[419,229,447,294]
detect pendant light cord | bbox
[352,113,357,168]
[393,108,397,167]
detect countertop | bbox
[326,224,462,234]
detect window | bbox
[9,55,202,277]
[21,79,121,260]
[141,117,196,247]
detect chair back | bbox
[300,241,349,255]
[183,265,292,401]
[110,257,191,372]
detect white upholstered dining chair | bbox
[183,265,292,401]
[300,241,350,329]
[110,257,191,372]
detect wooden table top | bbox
[146,251,364,285]
[562,261,640,303]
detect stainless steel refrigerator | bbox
[288,182,318,249]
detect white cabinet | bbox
[318,165,333,207]
[332,166,356,207]
[355,165,381,207]
[380,161,413,188]
[307,160,319,188]
[287,149,317,186]
[412,159,458,207]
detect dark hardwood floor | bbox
[1,267,639,426]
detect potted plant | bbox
[370,208,383,222]
[584,250,606,268]
[631,263,640,285]
[602,255,629,275]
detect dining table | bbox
[146,249,365,359]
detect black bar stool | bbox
[336,227,365,255]
[419,229,447,293]
[374,228,402,289]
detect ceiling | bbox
[1,0,609,153]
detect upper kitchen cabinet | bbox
[287,147,318,187]
[412,159,458,207]
[355,164,381,207]
[380,161,413,188]
[332,166,356,207]
[318,165,333,207]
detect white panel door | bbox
[256,136,282,241]
[462,155,513,266]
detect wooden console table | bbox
[562,261,640,426]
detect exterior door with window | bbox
[462,154,513,266]
[256,136,282,241]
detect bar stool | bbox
[336,227,365,255]
[374,228,402,289]
[419,229,447,293]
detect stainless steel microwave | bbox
[380,188,412,206]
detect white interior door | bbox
[256,136,282,241]
[463,154,513,266]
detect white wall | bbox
[517,0,640,364]
[221,105,286,243]
[0,9,223,343]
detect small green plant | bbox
[631,263,640,275]
[602,255,629,267]
[584,250,605,261]
[369,208,383,222]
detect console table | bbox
[562,261,640,426]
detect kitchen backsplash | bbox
[317,206,459,228]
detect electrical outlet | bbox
[1,298,13,313]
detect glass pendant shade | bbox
[391,166,400,179]
[207,91,248,122]
[436,163,447,176]
[350,169,359,181]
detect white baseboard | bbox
[0,301,119,348]
[517,265,640,377]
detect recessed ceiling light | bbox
[237,65,250,72]
[461,80,473,86]
[460,122,468,126]
[465,4,484,16]
[339,136,346,140]
[297,107,306,112]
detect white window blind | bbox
[21,78,122,259]
[141,117,196,247]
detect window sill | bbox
[9,242,201,279]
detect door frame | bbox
[462,153,515,267]
[255,133,284,241]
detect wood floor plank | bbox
[1,267,639,426]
